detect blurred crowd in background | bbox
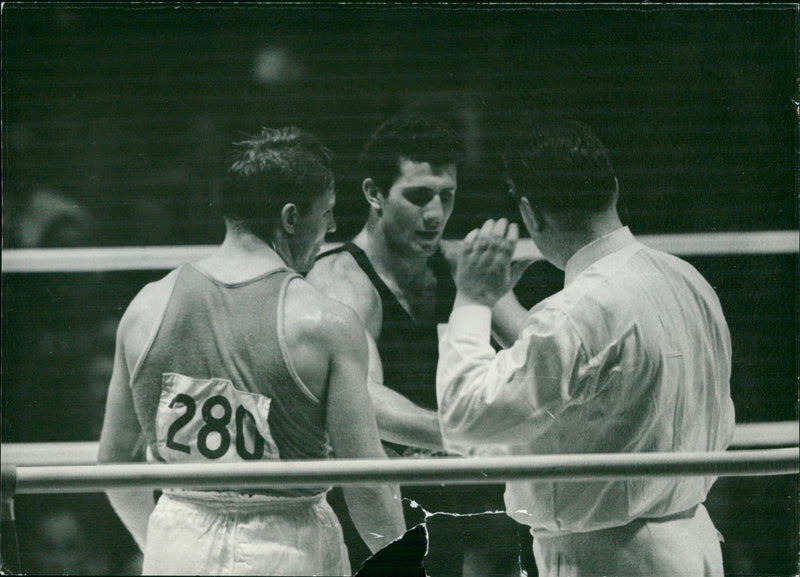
[1,4,797,575]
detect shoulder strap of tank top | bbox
[323,242,400,308]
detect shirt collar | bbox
[564,226,636,286]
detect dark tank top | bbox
[132,264,330,497]
[318,243,509,529]
[318,242,457,455]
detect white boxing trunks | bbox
[142,490,350,576]
[532,504,725,577]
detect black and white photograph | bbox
[1,3,797,576]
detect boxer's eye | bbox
[404,188,434,207]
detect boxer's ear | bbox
[363,178,382,213]
[518,196,542,234]
[280,203,299,235]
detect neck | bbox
[219,225,287,267]
[548,211,624,269]
[357,219,432,285]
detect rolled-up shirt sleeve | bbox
[437,302,583,452]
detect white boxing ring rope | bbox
[1,231,797,498]
[2,230,798,273]
[2,449,797,499]
[3,421,797,468]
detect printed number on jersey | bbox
[155,373,279,462]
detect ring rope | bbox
[2,231,798,273]
[2,448,797,497]
[2,234,796,496]
[3,422,796,468]
[730,421,799,448]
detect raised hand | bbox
[455,218,519,307]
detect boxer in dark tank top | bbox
[309,114,532,577]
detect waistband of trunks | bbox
[161,488,328,512]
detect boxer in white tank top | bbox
[99,127,405,576]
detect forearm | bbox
[342,484,406,554]
[491,290,528,348]
[365,333,444,451]
[98,403,151,551]
[105,489,155,552]
[369,380,444,451]
[437,301,534,447]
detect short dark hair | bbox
[357,113,465,193]
[221,126,334,236]
[503,118,617,216]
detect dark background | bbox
[1,3,797,575]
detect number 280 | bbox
[166,393,266,460]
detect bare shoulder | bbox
[118,268,181,364]
[307,250,375,305]
[283,277,366,350]
[282,276,370,401]
[307,250,382,337]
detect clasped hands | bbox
[453,218,521,308]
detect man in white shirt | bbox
[436,118,735,576]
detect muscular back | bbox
[99,257,404,551]
[121,266,335,497]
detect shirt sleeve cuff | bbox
[447,303,492,342]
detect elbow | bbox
[97,443,118,465]
[438,414,483,457]
[437,397,466,446]
[373,410,396,440]
[97,436,113,464]
[97,431,146,465]
[437,402,479,448]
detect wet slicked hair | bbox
[221,126,334,237]
[358,113,465,193]
[504,118,617,217]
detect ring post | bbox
[1,463,20,574]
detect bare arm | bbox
[96,277,177,552]
[491,290,529,348]
[97,313,154,552]
[308,255,443,451]
[323,305,406,554]
[365,332,443,451]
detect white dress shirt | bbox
[437,226,735,537]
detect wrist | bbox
[448,297,492,340]
[454,291,495,310]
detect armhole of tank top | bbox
[128,267,183,385]
[277,273,323,405]
[345,243,398,320]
